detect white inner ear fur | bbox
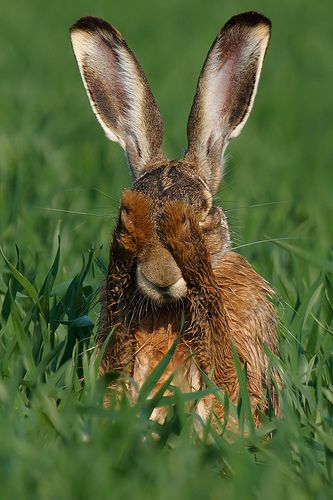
[71,30,124,147]
[112,44,151,158]
[229,26,270,138]
[71,29,149,157]
[202,24,270,144]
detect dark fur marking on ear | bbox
[71,16,125,44]
[228,62,257,130]
[221,11,271,31]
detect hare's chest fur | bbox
[130,315,208,424]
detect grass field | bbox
[1,0,333,498]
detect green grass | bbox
[1,0,333,498]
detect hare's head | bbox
[70,13,271,303]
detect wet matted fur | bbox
[70,11,280,427]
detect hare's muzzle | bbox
[136,243,187,302]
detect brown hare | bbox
[70,12,280,427]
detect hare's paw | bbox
[159,201,198,251]
[159,201,211,278]
[118,190,153,254]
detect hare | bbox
[70,12,280,427]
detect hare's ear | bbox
[70,17,164,179]
[185,12,271,194]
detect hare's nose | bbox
[139,243,182,289]
[140,262,181,289]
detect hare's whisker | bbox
[225,201,285,213]
[93,188,119,202]
[232,236,297,250]
[40,206,114,217]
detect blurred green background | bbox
[1,1,333,498]
[1,0,332,276]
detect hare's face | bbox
[119,162,230,303]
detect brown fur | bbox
[70,12,280,428]
[99,193,280,426]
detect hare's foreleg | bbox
[99,234,137,376]
[159,202,233,385]
[100,191,154,376]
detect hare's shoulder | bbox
[214,251,276,345]
[215,251,273,298]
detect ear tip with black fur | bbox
[70,16,123,42]
[222,11,271,31]
[71,16,105,33]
